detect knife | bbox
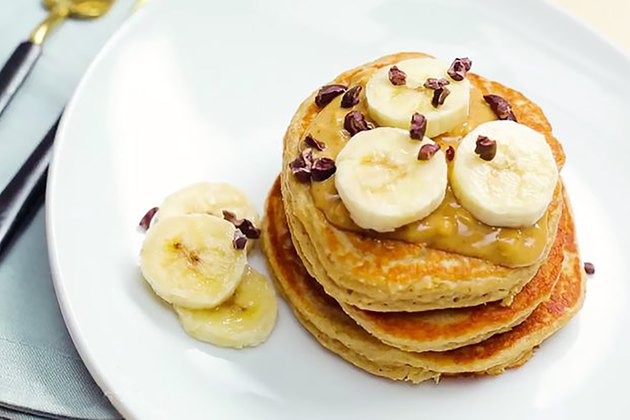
[0,116,59,257]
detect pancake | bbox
[281,176,566,351]
[281,52,566,312]
[262,180,586,383]
[292,304,439,384]
[339,211,565,352]
[293,303,534,383]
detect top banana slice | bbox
[451,120,558,228]
[366,57,470,137]
[335,127,447,232]
[140,214,247,309]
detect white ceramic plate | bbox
[47,0,630,418]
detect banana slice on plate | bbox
[157,182,260,251]
[140,214,246,309]
[158,182,259,225]
[335,127,447,232]
[451,120,558,227]
[174,265,278,348]
[366,57,471,137]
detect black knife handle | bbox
[0,117,60,257]
[0,41,42,117]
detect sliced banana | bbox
[366,57,471,137]
[335,127,447,232]
[158,182,259,226]
[451,120,558,227]
[174,265,278,348]
[140,214,246,309]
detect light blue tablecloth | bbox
[0,1,137,418]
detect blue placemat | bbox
[0,1,137,418]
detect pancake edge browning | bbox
[340,221,565,352]
[262,179,585,382]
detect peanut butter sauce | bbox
[306,71,550,267]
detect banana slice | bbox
[174,265,278,348]
[140,214,246,309]
[158,182,259,226]
[157,182,260,251]
[335,127,447,232]
[366,57,470,137]
[451,120,558,227]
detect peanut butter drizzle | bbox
[306,70,549,267]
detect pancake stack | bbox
[262,52,586,383]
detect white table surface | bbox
[554,0,630,52]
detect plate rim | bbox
[45,3,159,418]
[45,0,630,418]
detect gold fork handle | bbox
[29,7,70,45]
